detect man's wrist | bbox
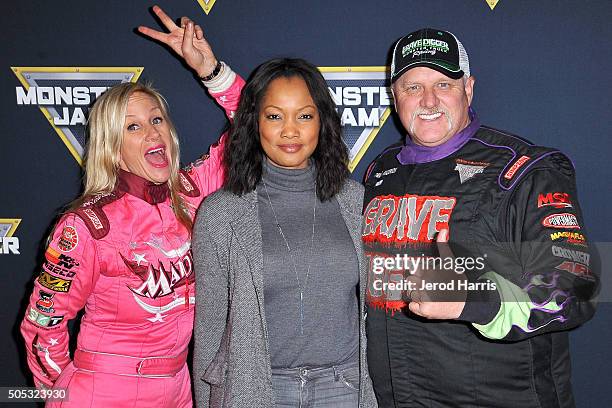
[457,279,501,324]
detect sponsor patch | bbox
[374,167,397,182]
[538,192,573,209]
[555,261,593,280]
[43,263,76,278]
[57,226,78,252]
[542,213,580,229]
[179,173,194,193]
[503,155,530,180]
[45,248,79,268]
[454,159,490,184]
[550,231,587,246]
[27,307,64,328]
[45,247,61,263]
[35,291,55,314]
[38,271,72,293]
[82,208,104,231]
[552,245,590,265]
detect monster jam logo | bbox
[319,67,392,172]
[196,0,218,15]
[13,67,143,165]
[0,218,21,255]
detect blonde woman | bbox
[20,7,243,407]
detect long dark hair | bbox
[224,58,349,201]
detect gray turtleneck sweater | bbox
[257,160,359,369]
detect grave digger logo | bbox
[362,194,456,245]
[0,218,21,255]
[319,67,392,172]
[13,67,143,165]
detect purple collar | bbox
[397,108,480,165]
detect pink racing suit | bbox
[20,75,244,407]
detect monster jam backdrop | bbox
[1,1,610,406]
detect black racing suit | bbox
[362,124,598,408]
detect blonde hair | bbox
[70,82,192,230]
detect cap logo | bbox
[402,39,449,58]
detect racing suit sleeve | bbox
[192,205,230,406]
[20,214,100,388]
[186,71,245,198]
[468,157,598,341]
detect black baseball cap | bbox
[390,28,470,83]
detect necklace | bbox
[262,179,316,335]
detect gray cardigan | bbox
[192,179,377,408]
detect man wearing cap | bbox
[362,28,598,407]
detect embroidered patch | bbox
[537,192,573,209]
[542,213,580,229]
[57,226,78,252]
[503,155,530,180]
[454,159,490,184]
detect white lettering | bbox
[72,87,90,105]
[359,108,379,127]
[54,107,87,126]
[16,87,36,105]
[16,86,111,106]
[340,108,357,126]
[37,87,55,105]
[0,237,20,255]
[342,87,361,106]
[54,87,72,105]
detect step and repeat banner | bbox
[2,1,610,406]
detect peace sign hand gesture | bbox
[138,5,218,78]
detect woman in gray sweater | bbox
[192,58,377,408]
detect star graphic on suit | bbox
[49,338,59,346]
[148,313,166,323]
[133,253,147,266]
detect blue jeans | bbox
[271,360,360,407]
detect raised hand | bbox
[138,5,218,78]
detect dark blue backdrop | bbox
[2,1,610,406]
